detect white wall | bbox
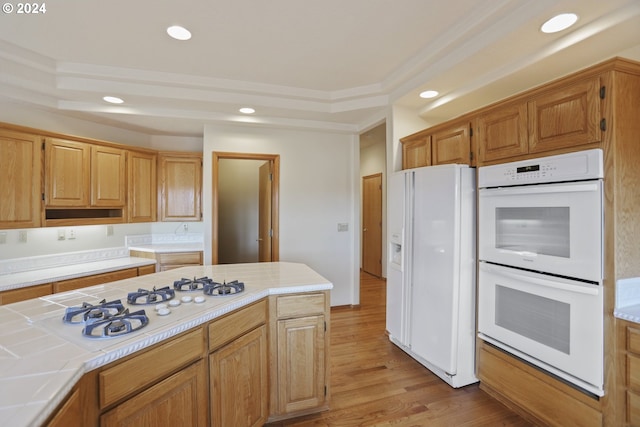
[203,124,360,307]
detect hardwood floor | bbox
[266,271,533,427]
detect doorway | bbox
[212,152,280,265]
[362,173,383,277]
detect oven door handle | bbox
[479,182,601,197]
[481,263,600,295]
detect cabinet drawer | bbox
[99,328,204,408]
[0,283,52,305]
[276,293,325,319]
[54,268,138,293]
[628,326,640,354]
[156,252,202,265]
[629,353,640,392]
[209,300,267,351]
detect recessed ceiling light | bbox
[419,90,439,99]
[239,107,255,114]
[167,25,192,41]
[103,96,124,104]
[541,13,578,33]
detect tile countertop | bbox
[125,233,204,253]
[614,277,640,323]
[0,262,332,427]
[0,249,157,293]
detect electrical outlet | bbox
[66,228,76,240]
[183,223,189,232]
[0,232,6,244]
[18,230,27,243]
[57,229,66,241]
[106,225,114,236]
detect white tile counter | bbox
[125,233,204,253]
[0,262,332,427]
[0,248,156,293]
[615,277,640,323]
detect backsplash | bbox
[0,247,130,275]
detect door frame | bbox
[212,151,280,265]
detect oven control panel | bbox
[478,149,604,188]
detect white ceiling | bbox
[1,0,639,137]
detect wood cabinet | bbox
[476,102,528,163]
[209,302,268,427]
[617,320,640,426]
[158,153,202,222]
[0,283,52,305]
[53,267,138,293]
[45,138,91,207]
[401,134,431,169]
[128,250,203,272]
[45,388,82,427]
[90,145,126,207]
[101,360,207,427]
[44,137,126,224]
[269,292,330,421]
[99,329,207,427]
[128,150,157,222]
[431,120,471,165]
[0,130,42,229]
[400,120,471,169]
[528,77,602,154]
[475,76,603,164]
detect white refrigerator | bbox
[386,163,477,388]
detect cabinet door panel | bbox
[401,136,430,169]
[0,130,42,228]
[45,138,90,207]
[477,103,528,163]
[528,77,601,154]
[128,151,157,222]
[101,361,207,427]
[91,145,125,207]
[277,315,325,414]
[210,325,268,427]
[431,123,470,165]
[159,155,202,221]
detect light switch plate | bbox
[0,232,6,244]
[337,223,349,232]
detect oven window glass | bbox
[495,285,570,354]
[495,207,570,258]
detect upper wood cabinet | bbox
[400,120,472,169]
[91,145,126,207]
[476,76,603,164]
[528,77,602,154]
[476,102,528,164]
[45,138,125,208]
[159,153,202,221]
[431,121,471,165]
[0,130,42,229]
[401,135,431,169]
[128,150,157,222]
[45,138,91,207]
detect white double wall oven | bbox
[477,149,605,397]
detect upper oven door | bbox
[478,180,602,281]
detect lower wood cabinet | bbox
[129,250,203,272]
[619,319,640,427]
[0,283,52,305]
[101,360,208,427]
[210,325,268,427]
[46,292,331,426]
[269,292,330,421]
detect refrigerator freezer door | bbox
[409,165,461,375]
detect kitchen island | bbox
[0,262,332,427]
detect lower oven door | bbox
[477,262,604,396]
